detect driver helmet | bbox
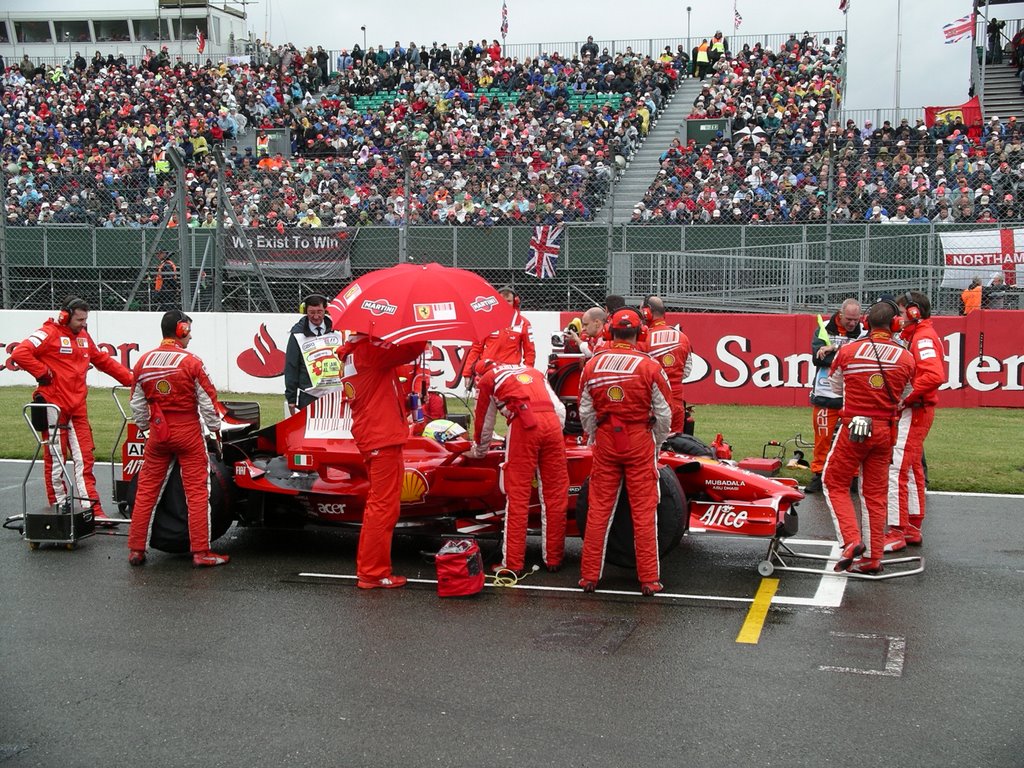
[422,419,467,443]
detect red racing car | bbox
[114,354,803,574]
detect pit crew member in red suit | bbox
[885,290,946,551]
[127,312,229,567]
[564,307,608,358]
[338,334,428,589]
[577,308,673,595]
[640,296,692,433]
[823,299,915,574]
[462,287,535,388]
[806,298,865,494]
[469,363,568,574]
[12,296,133,520]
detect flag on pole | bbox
[942,14,973,44]
[501,0,509,41]
[733,2,743,31]
[839,0,851,13]
[525,224,563,279]
[196,28,206,54]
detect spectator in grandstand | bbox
[908,206,930,223]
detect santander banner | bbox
[1,310,1021,408]
[558,311,1024,409]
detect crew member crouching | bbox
[469,363,568,575]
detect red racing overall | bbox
[472,364,568,571]
[823,332,914,561]
[888,318,945,535]
[463,309,535,381]
[341,337,427,583]
[578,342,673,585]
[642,319,692,432]
[12,318,133,514]
[127,339,222,554]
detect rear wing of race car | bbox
[220,401,261,438]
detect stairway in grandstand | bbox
[980,58,1024,120]
[596,77,706,224]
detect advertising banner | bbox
[225,227,353,280]
[2,310,1021,408]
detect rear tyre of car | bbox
[125,454,235,553]
[575,465,687,568]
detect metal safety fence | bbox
[2,217,1018,316]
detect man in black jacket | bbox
[284,294,336,414]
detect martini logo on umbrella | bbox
[360,298,398,316]
[470,295,499,312]
[414,302,457,322]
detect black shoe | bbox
[804,474,822,494]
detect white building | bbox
[0,0,250,65]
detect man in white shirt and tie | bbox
[284,294,336,414]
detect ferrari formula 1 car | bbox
[112,354,803,575]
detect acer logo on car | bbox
[316,502,347,515]
[361,299,397,316]
[698,504,749,528]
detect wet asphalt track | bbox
[0,460,1021,768]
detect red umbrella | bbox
[327,263,515,344]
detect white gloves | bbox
[848,416,872,443]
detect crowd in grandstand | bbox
[631,31,1011,225]
[0,30,1007,228]
[1,37,682,228]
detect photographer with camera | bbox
[989,17,1007,64]
[823,298,915,576]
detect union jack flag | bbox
[942,14,973,45]
[501,1,509,40]
[525,224,563,279]
[733,3,742,31]
[839,0,850,13]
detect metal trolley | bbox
[16,401,96,550]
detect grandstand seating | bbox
[6,32,996,230]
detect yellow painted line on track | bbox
[736,578,779,644]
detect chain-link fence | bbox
[4,209,1019,314]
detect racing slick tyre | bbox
[125,454,235,553]
[575,466,687,569]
